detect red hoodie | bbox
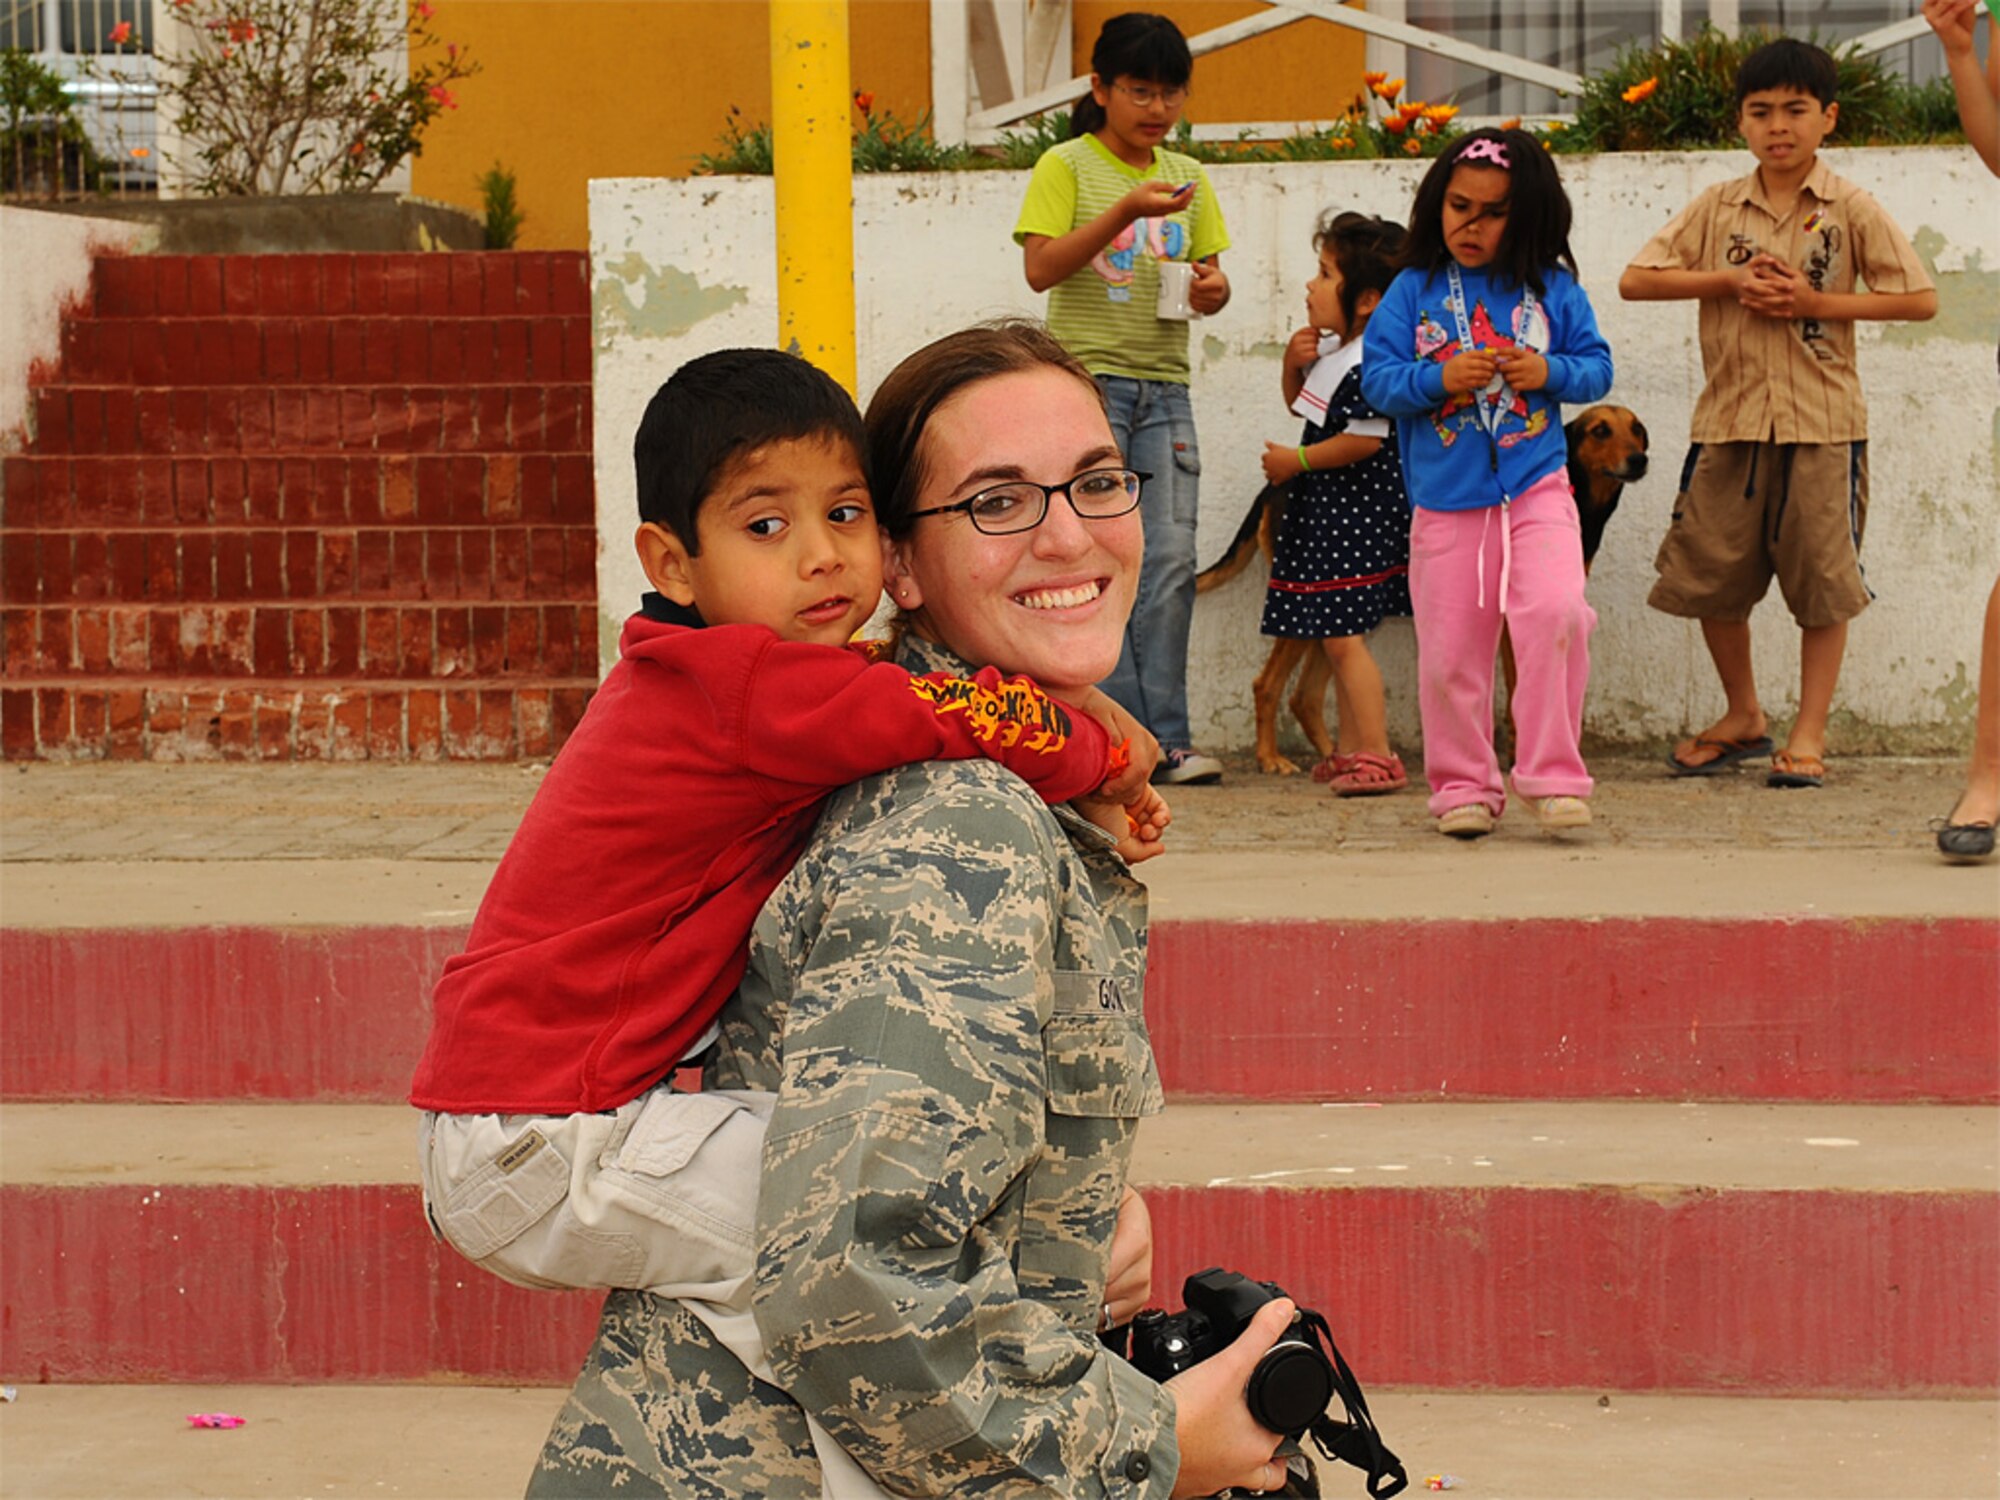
[409,608,1113,1114]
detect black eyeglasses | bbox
[908,467,1147,536]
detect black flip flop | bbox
[1665,734,1774,777]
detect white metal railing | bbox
[935,0,1939,147]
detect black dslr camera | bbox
[1113,1268,1407,1498]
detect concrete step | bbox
[3,1101,1992,1394]
[1,1384,1994,1500]
[4,857,1993,1103]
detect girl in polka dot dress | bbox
[1260,211,1413,796]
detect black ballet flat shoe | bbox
[1935,818,1997,861]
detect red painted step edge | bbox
[0,1182,1990,1392]
[3,918,1995,1104]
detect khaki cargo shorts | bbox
[1648,440,1872,629]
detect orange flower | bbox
[1363,70,1387,87]
[1622,76,1659,104]
[1382,115,1407,134]
[1404,139,1423,155]
[1499,117,1521,131]
[428,84,456,108]
[853,90,875,113]
[415,1,434,16]
[1369,77,1403,102]
[108,20,132,43]
[129,145,150,158]
[1422,104,1460,125]
[225,16,256,41]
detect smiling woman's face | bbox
[886,366,1141,699]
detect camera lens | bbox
[1245,1339,1336,1436]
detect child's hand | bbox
[1738,257,1815,319]
[1261,441,1306,484]
[1494,347,1549,391]
[1101,1185,1155,1328]
[1923,0,1980,58]
[1285,325,1323,373]
[1073,686,1158,799]
[1072,785,1171,862]
[1189,261,1230,315]
[1118,180,1195,225]
[1441,347,1499,395]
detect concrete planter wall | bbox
[589,147,1997,754]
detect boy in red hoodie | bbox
[411,350,1158,1492]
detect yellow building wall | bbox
[412,1,1370,251]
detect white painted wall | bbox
[0,206,148,452]
[590,146,1998,753]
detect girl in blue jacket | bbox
[1362,129,1614,839]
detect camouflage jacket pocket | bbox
[1043,971,1165,1119]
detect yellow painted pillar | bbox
[769,0,856,394]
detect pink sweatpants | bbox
[1409,469,1595,818]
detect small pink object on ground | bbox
[186,1413,246,1429]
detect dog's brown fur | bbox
[1201,406,1650,774]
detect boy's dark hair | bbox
[1736,37,1839,108]
[1315,210,1408,326]
[1400,127,1577,298]
[632,348,865,553]
[1070,13,1192,138]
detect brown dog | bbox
[1498,403,1651,707]
[1206,406,1650,773]
[1565,403,1650,569]
[1196,482,1336,775]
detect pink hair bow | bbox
[1457,138,1511,168]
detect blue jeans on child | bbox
[1096,375,1200,753]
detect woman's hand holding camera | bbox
[1166,1298,1299,1497]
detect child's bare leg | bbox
[1676,618,1768,760]
[1328,649,1361,755]
[1788,620,1848,762]
[1950,575,2000,827]
[1322,635,1391,758]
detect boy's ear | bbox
[635,521,697,607]
[1822,100,1839,134]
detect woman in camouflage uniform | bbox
[527,322,1296,1500]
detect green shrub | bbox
[477,162,523,249]
[696,32,1966,176]
[1568,24,1960,153]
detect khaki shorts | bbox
[420,1087,771,1308]
[1648,440,1872,628]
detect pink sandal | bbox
[1310,751,1360,784]
[1329,751,1408,798]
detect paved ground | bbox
[4,753,1996,927]
[3,754,1995,1500]
[3,1384,1994,1500]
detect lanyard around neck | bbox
[1445,263,1538,448]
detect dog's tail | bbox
[1196,483,1284,594]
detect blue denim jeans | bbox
[1096,375,1200,752]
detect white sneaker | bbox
[1154,749,1224,786]
[1436,803,1495,839]
[1533,795,1592,831]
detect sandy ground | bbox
[2,1384,1995,1500]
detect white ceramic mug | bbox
[1156,260,1197,321]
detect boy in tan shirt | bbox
[1621,37,1937,787]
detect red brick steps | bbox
[1,251,598,762]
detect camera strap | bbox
[1296,1310,1408,1499]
